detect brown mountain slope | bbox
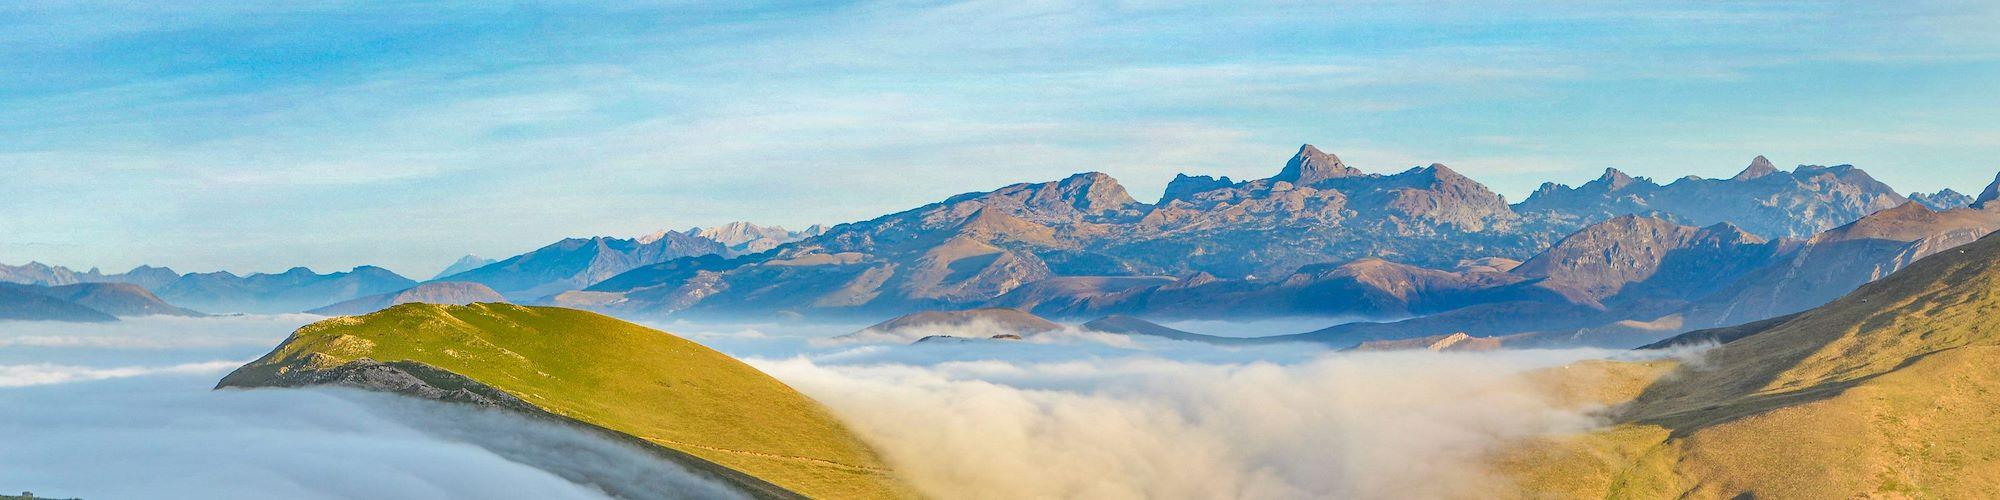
[1499,231,2000,498]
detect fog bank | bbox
[754,342,1616,499]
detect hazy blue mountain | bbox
[307,281,506,316]
[77,264,183,291]
[4,282,202,317]
[430,255,495,281]
[0,284,117,322]
[157,266,417,314]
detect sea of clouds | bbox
[1,314,1645,499]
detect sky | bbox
[2,1,1997,276]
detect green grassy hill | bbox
[1498,232,2000,498]
[220,303,913,499]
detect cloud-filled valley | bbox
[0,315,1649,500]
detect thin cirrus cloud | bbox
[1,1,1996,274]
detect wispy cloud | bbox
[2,1,1996,272]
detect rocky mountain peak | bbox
[1910,188,1974,211]
[1595,167,1638,190]
[1273,144,1361,186]
[1732,155,1780,180]
[1052,172,1140,214]
[1159,173,1235,204]
[1974,172,2000,210]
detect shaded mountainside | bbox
[1512,215,1792,306]
[0,284,118,322]
[307,281,506,316]
[1498,230,2000,498]
[573,145,1940,321]
[11,282,202,317]
[159,266,416,314]
[218,303,914,499]
[1673,201,2000,328]
[1515,157,1908,239]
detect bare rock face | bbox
[1730,155,1780,180]
[1516,157,1909,239]
[1909,189,1974,211]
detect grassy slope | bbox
[1498,233,2000,498]
[229,303,911,499]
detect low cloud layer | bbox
[3,314,1646,499]
[753,333,1618,500]
[0,359,240,387]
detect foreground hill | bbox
[219,303,912,499]
[1499,231,2000,497]
[306,281,506,316]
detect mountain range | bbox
[9,144,1994,348]
[557,145,1987,344]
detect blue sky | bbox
[3,1,1998,276]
